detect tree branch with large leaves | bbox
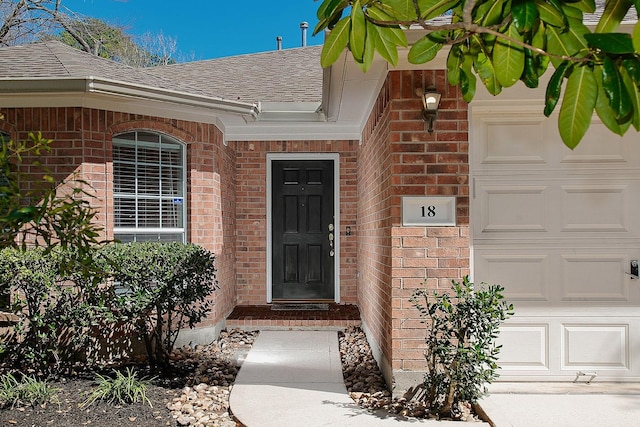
[315,0,640,149]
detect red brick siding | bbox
[232,140,358,306]
[357,76,394,367]
[0,107,237,327]
[359,70,470,374]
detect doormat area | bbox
[271,303,329,311]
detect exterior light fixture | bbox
[417,88,441,133]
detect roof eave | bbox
[0,76,261,118]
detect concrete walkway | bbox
[229,330,483,426]
[229,330,640,426]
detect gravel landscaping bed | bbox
[0,327,479,426]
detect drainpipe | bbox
[276,36,282,51]
[300,22,308,47]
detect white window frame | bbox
[112,131,187,243]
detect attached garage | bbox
[471,93,640,381]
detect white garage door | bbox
[471,102,640,381]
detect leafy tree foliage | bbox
[0,1,178,66]
[409,277,513,419]
[315,0,640,149]
[0,131,102,256]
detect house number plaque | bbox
[402,196,456,226]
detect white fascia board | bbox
[257,101,324,122]
[86,77,260,117]
[222,120,362,142]
[0,77,260,118]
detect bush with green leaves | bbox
[96,242,218,367]
[82,367,153,407]
[0,373,60,409]
[0,242,217,374]
[0,246,115,373]
[409,276,513,419]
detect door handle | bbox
[328,223,335,257]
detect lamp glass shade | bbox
[423,92,441,111]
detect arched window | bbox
[112,131,186,242]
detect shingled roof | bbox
[148,46,324,103]
[0,40,324,105]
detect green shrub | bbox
[0,246,114,373]
[96,242,218,367]
[0,373,60,408]
[0,242,217,373]
[409,276,513,419]
[82,368,153,407]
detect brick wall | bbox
[358,70,470,387]
[357,76,394,371]
[0,107,237,327]
[233,140,359,305]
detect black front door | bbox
[272,160,335,300]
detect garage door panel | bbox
[559,120,629,165]
[496,324,549,370]
[562,324,629,370]
[477,185,548,233]
[561,185,628,232]
[476,254,549,301]
[561,255,629,302]
[481,119,546,165]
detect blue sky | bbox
[63,1,324,60]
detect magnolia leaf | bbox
[474,51,502,95]
[584,32,635,54]
[366,6,408,48]
[570,0,596,13]
[522,50,539,88]
[461,54,477,102]
[314,0,345,35]
[546,17,589,67]
[317,0,343,19]
[481,0,507,26]
[367,23,399,66]
[620,66,640,130]
[622,58,640,84]
[595,0,633,33]
[633,21,640,52]
[594,65,630,135]
[535,0,568,28]
[409,34,443,64]
[545,60,572,116]
[384,0,418,20]
[350,0,366,62]
[512,0,539,34]
[494,23,525,87]
[356,21,376,73]
[320,17,350,68]
[447,45,463,86]
[419,0,460,21]
[602,56,632,121]
[559,65,598,149]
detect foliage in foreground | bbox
[409,276,513,419]
[0,131,103,262]
[316,0,640,149]
[82,368,153,408]
[0,242,217,374]
[0,373,60,409]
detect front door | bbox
[271,160,335,300]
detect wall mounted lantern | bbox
[417,88,441,133]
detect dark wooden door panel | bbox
[272,160,334,300]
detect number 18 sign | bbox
[402,196,456,226]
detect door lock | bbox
[631,260,639,279]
